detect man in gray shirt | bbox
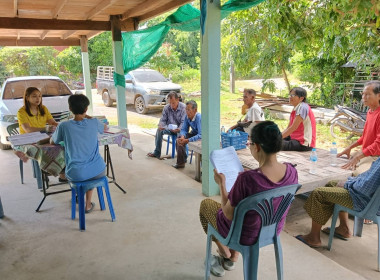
[147,91,186,159]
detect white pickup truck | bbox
[96,66,182,114]
[0,76,72,149]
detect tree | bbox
[0,47,58,77]
[220,0,380,105]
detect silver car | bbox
[97,67,182,114]
[0,76,72,149]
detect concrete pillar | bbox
[80,36,93,115]
[111,15,128,128]
[201,0,221,196]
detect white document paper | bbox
[168,124,178,130]
[210,146,244,192]
[8,132,50,146]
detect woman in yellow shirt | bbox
[17,87,58,134]
[17,87,67,181]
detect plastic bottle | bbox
[309,148,318,174]
[221,126,225,133]
[330,142,337,166]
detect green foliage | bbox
[171,67,200,83]
[146,43,182,76]
[56,46,82,83]
[0,47,58,77]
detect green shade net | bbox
[121,0,266,74]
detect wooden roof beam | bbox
[0,18,111,31]
[14,0,18,17]
[40,30,49,40]
[86,0,114,20]
[136,0,192,22]
[0,37,80,46]
[122,0,153,19]
[52,0,69,19]
[61,30,76,40]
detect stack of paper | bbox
[210,146,244,192]
[8,132,50,146]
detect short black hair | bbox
[251,121,282,154]
[186,100,197,109]
[68,94,90,115]
[167,91,179,100]
[290,87,307,102]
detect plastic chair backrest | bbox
[7,123,20,136]
[358,186,380,219]
[226,184,301,249]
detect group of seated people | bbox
[17,87,107,213]
[15,80,380,278]
[195,81,379,277]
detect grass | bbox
[125,77,358,151]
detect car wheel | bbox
[134,96,149,114]
[0,142,11,150]
[102,91,113,107]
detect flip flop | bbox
[85,202,95,214]
[364,219,373,225]
[146,152,159,158]
[295,235,323,248]
[321,227,348,241]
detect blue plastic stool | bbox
[70,176,115,231]
[166,134,177,158]
[166,134,191,161]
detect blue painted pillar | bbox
[80,36,93,115]
[201,0,221,196]
[111,16,128,128]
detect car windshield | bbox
[2,79,72,100]
[132,70,167,83]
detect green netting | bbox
[122,0,266,74]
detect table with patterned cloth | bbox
[12,126,133,178]
[188,141,353,193]
[10,127,133,212]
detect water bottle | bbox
[221,126,225,133]
[309,148,318,174]
[330,142,337,166]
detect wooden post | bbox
[111,15,127,128]
[201,0,221,196]
[230,60,235,93]
[80,36,93,115]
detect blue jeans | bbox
[153,129,177,157]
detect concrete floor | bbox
[0,130,378,280]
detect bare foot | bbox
[334,225,351,238]
[215,243,231,259]
[297,234,322,248]
[229,249,239,262]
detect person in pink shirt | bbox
[338,81,380,176]
[199,121,298,277]
[281,87,316,151]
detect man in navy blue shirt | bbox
[173,100,201,169]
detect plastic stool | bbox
[166,134,177,158]
[70,176,115,231]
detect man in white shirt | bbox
[229,88,265,133]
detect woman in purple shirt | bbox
[199,121,298,277]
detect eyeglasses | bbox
[289,94,297,98]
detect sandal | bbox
[146,152,159,158]
[85,202,95,213]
